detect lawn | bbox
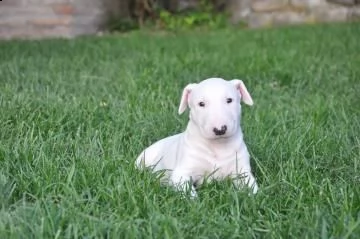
[0,22,359,238]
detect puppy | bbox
[135,78,258,197]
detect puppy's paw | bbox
[177,183,198,199]
[189,186,198,199]
[250,182,259,195]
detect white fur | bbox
[135,78,258,197]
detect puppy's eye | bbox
[226,98,233,104]
[198,102,205,107]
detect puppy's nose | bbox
[213,125,227,136]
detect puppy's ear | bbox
[231,79,254,106]
[178,83,197,114]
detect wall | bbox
[230,0,360,28]
[0,0,107,40]
[0,0,359,40]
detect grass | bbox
[0,22,359,238]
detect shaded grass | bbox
[0,22,359,238]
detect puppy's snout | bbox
[213,125,227,136]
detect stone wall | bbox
[230,0,360,28]
[0,0,108,40]
[0,0,360,40]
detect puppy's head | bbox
[178,78,253,140]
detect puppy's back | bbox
[135,133,183,172]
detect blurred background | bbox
[0,0,359,39]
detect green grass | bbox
[0,22,359,238]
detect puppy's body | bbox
[136,78,258,197]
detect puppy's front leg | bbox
[246,172,259,194]
[233,171,258,194]
[170,170,197,198]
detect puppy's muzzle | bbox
[213,125,227,136]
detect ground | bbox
[0,22,359,238]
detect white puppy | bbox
[135,77,258,197]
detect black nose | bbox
[213,125,227,136]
